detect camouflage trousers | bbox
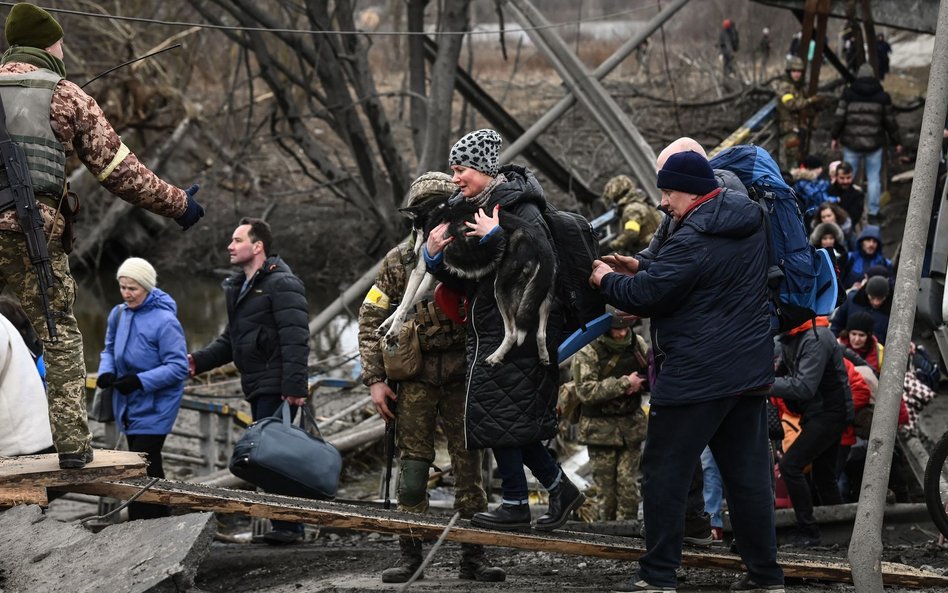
[0,231,91,455]
[395,378,487,518]
[588,442,643,521]
[778,132,803,172]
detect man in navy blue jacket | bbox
[590,150,783,593]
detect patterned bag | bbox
[766,398,784,441]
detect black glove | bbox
[113,374,143,395]
[96,372,115,389]
[175,184,204,230]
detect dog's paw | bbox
[484,352,505,366]
[382,331,400,350]
[538,352,551,366]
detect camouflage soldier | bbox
[570,313,649,521]
[774,56,822,172]
[0,4,204,469]
[605,175,662,257]
[358,172,504,584]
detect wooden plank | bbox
[55,479,948,588]
[0,450,146,488]
[0,485,47,507]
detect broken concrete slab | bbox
[0,505,215,593]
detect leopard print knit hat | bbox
[448,129,502,177]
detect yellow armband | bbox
[363,284,390,309]
[96,142,130,182]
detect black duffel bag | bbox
[229,401,342,500]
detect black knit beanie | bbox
[657,151,718,196]
[865,276,890,299]
[448,129,502,177]
[846,311,875,335]
[5,3,63,49]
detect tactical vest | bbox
[397,240,466,352]
[0,70,67,198]
[579,337,648,418]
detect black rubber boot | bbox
[535,475,585,532]
[381,536,424,583]
[470,503,532,531]
[459,543,506,582]
[58,448,94,470]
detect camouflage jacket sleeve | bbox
[610,202,647,253]
[51,79,187,218]
[571,343,631,405]
[357,244,409,386]
[776,81,810,113]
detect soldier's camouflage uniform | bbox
[775,76,818,173]
[357,237,487,517]
[0,61,188,456]
[603,175,662,257]
[571,332,649,521]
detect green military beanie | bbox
[5,3,63,49]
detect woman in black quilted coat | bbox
[423,129,584,533]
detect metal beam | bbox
[754,0,939,34]
[848,0,948,591]
[501,0,691,205]
[422,37,597,203]
[505,0,663,204]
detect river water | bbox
[72,268,362,379]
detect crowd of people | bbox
[0,3,937,593]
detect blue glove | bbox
[175,184,204,230]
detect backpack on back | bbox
[542,205,607,334]
[710,145,840,333]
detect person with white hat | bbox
[96,257,188,520]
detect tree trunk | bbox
[408,0,429,159]
[417,0,470,175]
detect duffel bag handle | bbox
[277,400,325,440]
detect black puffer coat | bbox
[830,76,902,152]
[438,165,563,450]
[192,256,310,401]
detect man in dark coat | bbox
[590,150,783,593]
[773,317,853,547]
[189,217,310,544]
[424,129,583,534]
[830,275,892,345]
[830,64,902,222]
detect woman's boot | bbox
[535,475,585,531]
[381,536,424,583]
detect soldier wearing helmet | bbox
[568,306,649,521]
[604,175,662,256]
[774,55,824,172]
[357,172,504,584]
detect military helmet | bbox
[602,175,636,204]
[785,55,805,72]
[403,172,455,208]
[607,305,633,329]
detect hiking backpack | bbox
[709,145,840,333]
[542,205,606,334]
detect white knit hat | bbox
[116,257,157,292]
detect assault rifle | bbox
[0,95,58,340]
[382,384,398,509]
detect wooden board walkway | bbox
[50,478,948,588]
[0,450,146,506]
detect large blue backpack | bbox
[710,146,840,334]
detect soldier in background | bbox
[775,56,823,172]
[0,3,203,469]
[570,310,649,522]
[358,172,504,584]
[605,175,662,257]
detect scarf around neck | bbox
[465,172,507,209]
[1,46,66,78]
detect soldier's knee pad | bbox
[397,459,430,507]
